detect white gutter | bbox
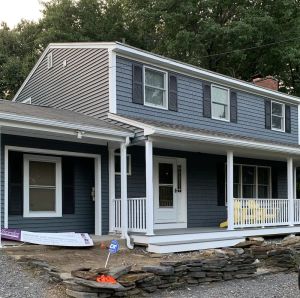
[0,112,133,140]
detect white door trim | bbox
[153,156,187,229]
[4,145,102,235]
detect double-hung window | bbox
[24,155,62,217]
[211,85,230,121]
[144,67,168,109]
[271,101,285,131]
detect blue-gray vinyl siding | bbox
[116,57,298,145]
[15,48,110,119]
[116,146,287,227]
[1,134,109,234]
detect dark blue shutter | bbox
[168,74,178,111]
[265,99,271,129]
[8,151,23,215]
[285,105,291,133]
[62,157,75,214]
[132,63,143,104]
[230,91,237,123]
[203,83,211,118]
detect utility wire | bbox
[201,37,300,58]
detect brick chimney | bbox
[252,75,279,91]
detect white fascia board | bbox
[0,112,133,139]
[13,42,118,102]
[108,49,117,113]
[151,127,300,155]
[114,43,300,105]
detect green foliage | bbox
[1,0,300,99]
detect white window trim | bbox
[115,153,131,175]
[143,66,168,110]
[21,97,31,104]
[211,84,230,122]
[47,52,53,69]
[271,100,285,132]
[23,154,62,218]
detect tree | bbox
[1,0,300,99]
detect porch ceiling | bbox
[149,135,300,164]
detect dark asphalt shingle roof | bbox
[0,100,130,133]
[115,114,300,149]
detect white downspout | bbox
[120,137,133,249]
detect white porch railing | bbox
[233,198,289,228]
[294,199,300,224]
[113,197,147,233]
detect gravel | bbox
[155,272,300,298]
[0,252,64,298]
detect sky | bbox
[0,0,46,28]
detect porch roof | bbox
[0,100,133,140]
[108,113,300,156]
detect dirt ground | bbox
[2,240,231,273]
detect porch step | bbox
[147,237,245,254]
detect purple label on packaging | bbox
[1,228,21,241]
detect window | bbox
[211,85,230,121]
[22,97,31,104]
[271,101,285,131]
[23,155,62,217]
[226,164,271,202]
[144,67,168,109]
[115,154,131,175]
[47,52,53,69]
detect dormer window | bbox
[211,85,230,121]
[144,67,168,109]
[271,101,285,132]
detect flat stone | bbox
[174,265,187,272]
[189,272,206,278]
[66,289,99,298]
[118,273,154,285]
[282,235,300,246]
[64,281,110,293]
[141,285,157,293]
[188,267,203,272]
[74,278,125,291]
[235,240,263,248]
[248,237,264,242]
[109,266,132,279]
[186,278,199,284]
[71,270,98,281]
[59,272,73,281]
[160,261,183,267]
[142,265,174,276]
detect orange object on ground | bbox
[96,275,117,284]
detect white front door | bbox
[154,156,187,228]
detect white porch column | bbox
[227,151,234,230]
[108,148,116,233]
[287,157,294,226]
[120,143,128,238]
[145,139,154,235]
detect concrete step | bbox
[147,237,245,254]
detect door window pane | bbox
[159,163,173,208]
[159,163,173,184]
[159,186,173,207]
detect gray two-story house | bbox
[2,42,300,253]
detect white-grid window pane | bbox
[271,101,284,131]
[29,188,56,211]
[211,85,229,120]
[144,68,167,108]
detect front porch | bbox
[109,135,300,253]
